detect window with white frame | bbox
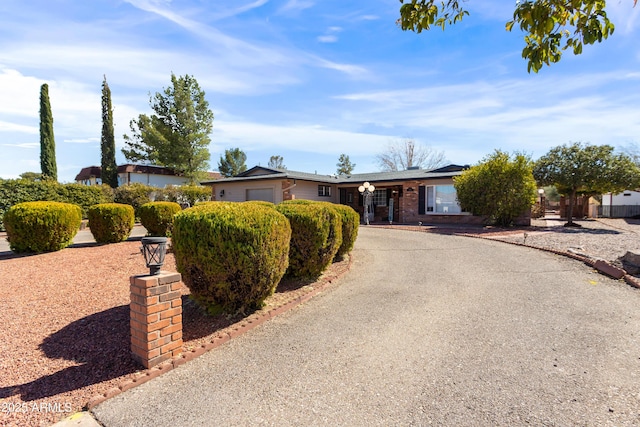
[372,189,387,206]
[425,185,462,214]
[318,185,331,197]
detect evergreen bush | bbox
[87,203,135,243]
[276,201,342,278]
[243,200,276,208]
[139,201,181,236]
[113,183,154,217]
[330,204,359,260]
[172,202,291,314]
[0,179,113,230]
[280,200,357,261]
[157,184,212,207]
[4,201,82,253]
[54,183,114,217]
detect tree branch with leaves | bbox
[122,73,213,183]
[533,142,640,225]
[398,0,633,73]
[218,148,248,177]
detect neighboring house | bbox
[600,190,640,218]
[201,164,517,225]
[75,164,221,188]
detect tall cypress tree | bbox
[101,76,118,188]
[39,83,57,181]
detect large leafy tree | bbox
[218,148,247,177]
[39,83,57,181]
[336,154,355,175]
[122,73,214,183]
[19,172,43,181]
[533,142,640,226]
[376,138,445,172]
[101,76,118,188]
[268,155,286,169]
[398,0,633,73]
[454,150,537,227]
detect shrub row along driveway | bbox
[93,227,640,426]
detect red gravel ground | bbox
[0,241,350,427]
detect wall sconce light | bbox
[406,187,415,192]
[140,237,168,276]
[219,189,225,197]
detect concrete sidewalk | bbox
[0,224,148,256]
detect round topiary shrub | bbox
[172,201,291,314]
[281,200,357,261]
[87,203,135,243]
[139,201,182,237]
[4,201,82,253]
[330,204,359,260]
[276,201,342,278]
[243,200,276,208]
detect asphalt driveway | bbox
[92,227,640,426]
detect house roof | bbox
[75,166,103,181]
[202,164,469,185]
[75,164,222,182]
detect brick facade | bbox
[130,272,183,368]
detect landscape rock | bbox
[619,250,640,276]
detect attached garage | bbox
[246,188,274,203]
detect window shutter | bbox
[418,186,425,215]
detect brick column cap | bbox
[130,272,182,287]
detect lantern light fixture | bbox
[140,237,168,276]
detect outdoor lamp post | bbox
[358,181,375,225]
[538,188,546,218]
[140,236,168,275]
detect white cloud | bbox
[607,1,640,34]
[279,0,315,14]
[213,120,394,156]
[64,138,100,144]
[318,35,338,43]
[312,57,369,77]
[210,0,270,20]
[2,142,38,149]
[0,68,44,117]
[333,72,640,159]
[0,121,38,134]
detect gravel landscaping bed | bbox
[476,218,640,271]
[0,241,350,427]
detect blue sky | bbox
[1,0,639,183]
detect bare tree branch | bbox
[376,138,446,172]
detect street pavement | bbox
[89,227,640,426]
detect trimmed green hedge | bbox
[4,201,82,253]
[172,202,291,314]
[276,201,342,278]
[87,203,135,243]
[160,184,212,207]
[281,200,358,261]
[330,203,359,260]
[0,179,113,230]
[113,183,153,218]
[139,201,181,237]
[242,200,276,208]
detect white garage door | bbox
[246,188,274,203]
